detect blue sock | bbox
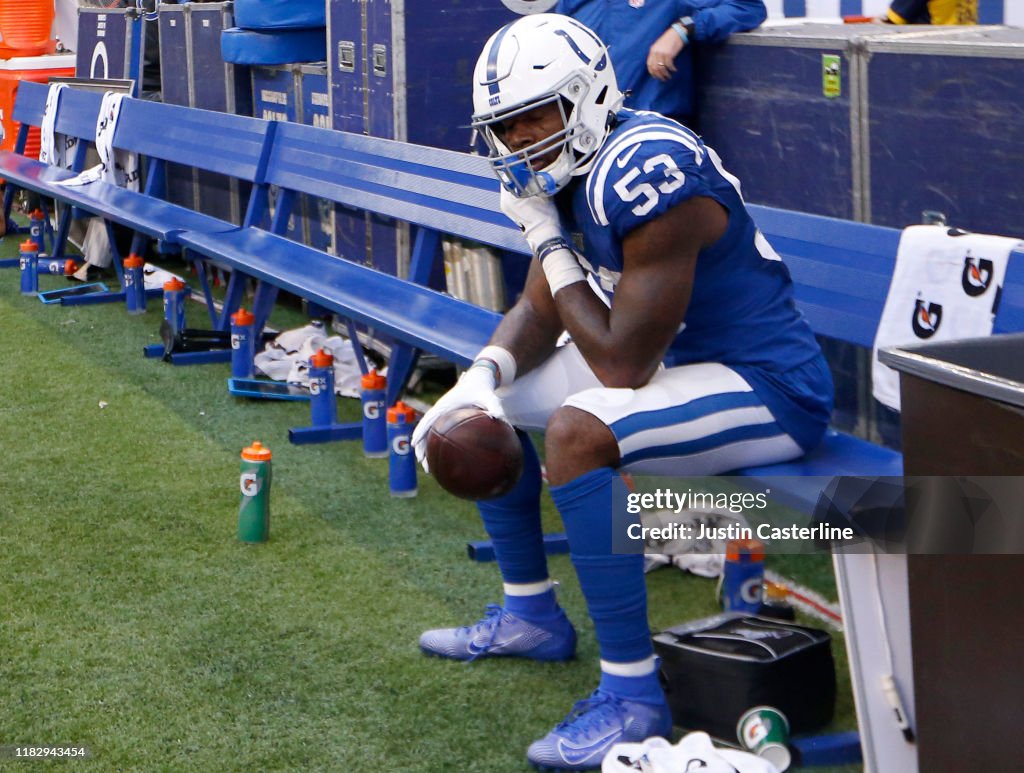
[504,585,559,621]
[599,670,664,705]
[477,432,554,619]
[550,468,653,665]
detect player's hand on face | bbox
[647,29,684,82]
[500,187,564,256]
[410,366,506,471]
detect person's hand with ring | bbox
[646,24,686,82]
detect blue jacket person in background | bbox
[557,0,767,123]
[412,13,830,771]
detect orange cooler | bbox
[0,0,55,59]
[0,55,76,156]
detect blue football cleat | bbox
[419,604,576,662]
[527,689,673,771]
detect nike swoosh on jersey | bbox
[615,144,641,168]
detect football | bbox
[425,407,524,500]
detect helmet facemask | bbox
[473,92,580,197]
[471,14,622,198]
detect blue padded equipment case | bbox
[234,0,326,30]
[221,26,326,65]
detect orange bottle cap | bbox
[310,348,334,368]
[63,260,78,276]
[164,277,186,292]
[20,240,39,252]
[241,441,272,461]
[361,369,387,390]
[231,307,255,326]
[31,208,45,218]
[387,401,417,423]
[123,253,145,269]
[726,538,765,561]
[764,581,788,601]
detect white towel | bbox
[59,92,139,190]
[872,225,1022,411]
[603,732,780,773]
[39,83,74,167]
[58,92,141,272]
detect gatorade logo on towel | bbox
[962,255,995,297]
[911,298,943,339]
[872,226,1023,411]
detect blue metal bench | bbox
[162,119,928,543]
[8,91,1024,534]
[176,120,529,411]
[735,205,1024,511]
[0,84,275,321]
[167,116,1024,493]
[1,82,102,267]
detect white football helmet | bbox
[471,14,623,197]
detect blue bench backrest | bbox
[111,99,274,183]
[751,204,1024,347]
[53,87,103,140]
[11,80,49,126]
[11,82,102,141]
[264,121,530,256]
[750,204,901,349]
[994,247,1024,333]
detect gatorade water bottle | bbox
[759,581,796,622]
[19,240,39,295]
[387,401,418,498]
[230,308,256,379]
[722,538,765,613]
[29,208,46,250]
[308,348,337,426]
[123,254,146,315]
[238,441,272,543]
[163,277,187,338]
[36,257,76,276]
[360,370,387,458]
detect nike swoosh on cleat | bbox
[466,633,525,655]
[615,145,640,168]
[556,727,622,765]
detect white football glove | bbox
[500,186,563,252]
[410,365,506,472]
[501,188,585,295]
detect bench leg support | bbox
[289,422,363,445]
[61,290,128,307]
[467,533,569,563]
[165,350,233,366]
[386,341,422,408]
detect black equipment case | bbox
[654,613,836,740]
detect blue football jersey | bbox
[559,109,832,448]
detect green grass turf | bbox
[0,231,861,771]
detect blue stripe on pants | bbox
[619,420,785,467]
[609,390,765,440]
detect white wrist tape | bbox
[475,345,517,387]
[539,244,586,296]
[462,361,499,391]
